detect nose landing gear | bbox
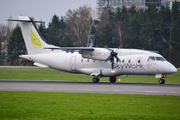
[159,78,165,84]
[159,74,166,84]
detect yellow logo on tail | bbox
[30,29,41,49]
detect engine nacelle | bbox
[82,48,110,61]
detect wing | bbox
[44,47,111,61]
[44,47,94,52]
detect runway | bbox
[0,80,180,96]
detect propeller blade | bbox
[111,58,114,69]
[115,55,120,62]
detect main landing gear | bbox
[92,76,117,83]
[109,77,117,83]
[92,74,101,83]
[92,77,99,83]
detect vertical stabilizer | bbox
[17,16,57,54]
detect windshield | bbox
[148,56,166,61]
[156,57,166,61]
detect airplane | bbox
[7,16,177,84]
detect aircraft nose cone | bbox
[169,65,177,74]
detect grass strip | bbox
[0,68,179,83]
[0,91,180,120]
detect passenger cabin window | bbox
[138,59,141,63]
[128,59,131,63]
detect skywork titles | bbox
[113,63,145,70]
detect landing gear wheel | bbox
[92,78,99,83]
[162,79,165,84]
[109,77,116,83]
[159,79,165,84]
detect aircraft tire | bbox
[162,79,165,84]
[92,78,99,83]
[109,77,116,83]
[159,79,165,84]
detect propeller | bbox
[107,49,120,70]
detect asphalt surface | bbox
[0,80,180,96]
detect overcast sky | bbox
[0,0,96,27]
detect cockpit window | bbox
[148,56,155,61]
[156,57,166,61]
[148,56,166,61]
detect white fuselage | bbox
[20,48,176,78]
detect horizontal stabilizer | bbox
[6,19,45,23]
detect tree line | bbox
[1,2,180,67]
[95,2,180,67]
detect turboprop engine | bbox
[81,48,111,61]
[81,48,120,69]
